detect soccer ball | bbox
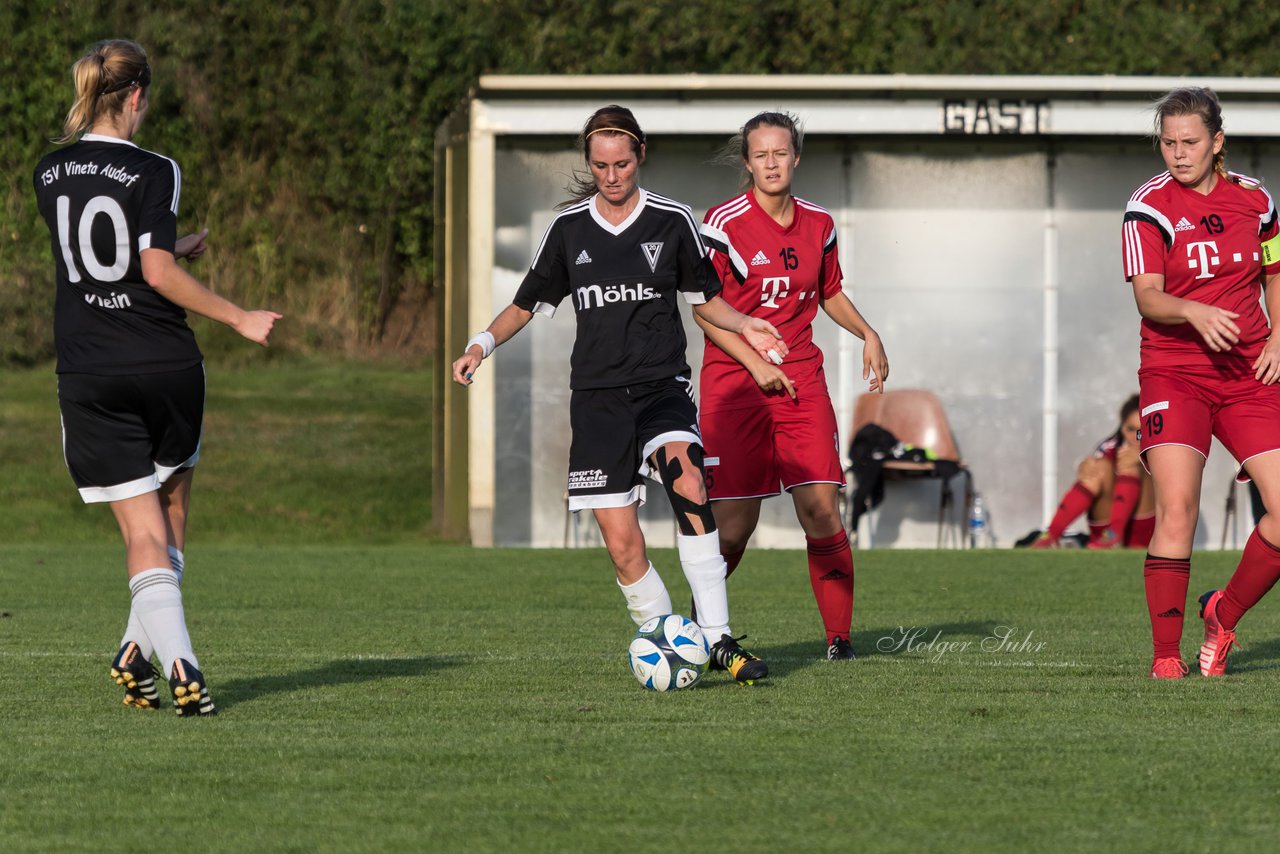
[627,614,710,691]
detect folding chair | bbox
[845,389,973,547]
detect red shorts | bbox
[1139,363,1280,481]
[700,394,843,500]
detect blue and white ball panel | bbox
[662,615,710,667]
[628,637,675,691]
[637,616,664,637]
[673,667,702,689]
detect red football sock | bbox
[1046,482,1096,539]
[1126,514,1155,549]
[1107,474,1142,536]
[807,530,854,643]
[723,548,745,580]
[1218,528,1280,630]
[1144,554,1190,660]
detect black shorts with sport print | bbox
[566,373,702,511]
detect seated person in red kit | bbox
[1032,394,1154,549]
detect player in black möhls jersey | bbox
[452,105,785,683]
[34,39,282,715]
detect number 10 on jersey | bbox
[56,194,131,283]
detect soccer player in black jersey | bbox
[452,105,784,683]
[34,40,281,715]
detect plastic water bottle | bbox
[968,494,989,548]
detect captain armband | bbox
[466,331,496,359]
[1263,234,1280,266]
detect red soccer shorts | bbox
[1139,363,1280,481]
[701,393,844,500]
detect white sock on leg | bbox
[168,546,185,585]
[678,532,731,642]
[121,545,184,660]
[121,547,183,660]
[617,562,673,626]
[128,568,197,671]
[120,612,154,661]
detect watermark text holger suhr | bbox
[876,626,1047,663]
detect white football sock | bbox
[168,546,185,585]
[118,546,186,658]
[678,532,731,642]
[128,568,198,672]
[617,562,672,626]
[120,611,154,661]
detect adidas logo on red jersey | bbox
[1174,217,1195,232]
[749,250,770,266]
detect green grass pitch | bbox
[2,545,1279,852]
[3,361,1278,851]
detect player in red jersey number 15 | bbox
[697,112,888,661]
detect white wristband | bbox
[466,331,495,359]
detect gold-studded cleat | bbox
[169,658,217,717]
[110,642,160,710]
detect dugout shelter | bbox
[436,74,1280,549]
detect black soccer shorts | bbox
[566,373,702,511]
[57,364,204,504]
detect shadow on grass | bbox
[1228,635,1280,672]
[216,656,463,709]
[758,620,1004,678]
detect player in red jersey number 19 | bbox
[1123,87,1280,679]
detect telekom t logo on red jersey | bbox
[1185,240,1220,280]
[761,276,791,307]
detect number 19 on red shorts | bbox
[1139,363,1280,478]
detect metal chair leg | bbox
[936,478,952,548]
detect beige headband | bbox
[586,127,642,143]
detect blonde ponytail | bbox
[55,39,150,144]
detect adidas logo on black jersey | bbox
[1175,217,1196,232]
[575,250,592,265]
[749,250,770,266]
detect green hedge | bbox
[5,0,1278,364]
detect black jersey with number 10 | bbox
[34,133,202,375]
[513,189,722,390]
